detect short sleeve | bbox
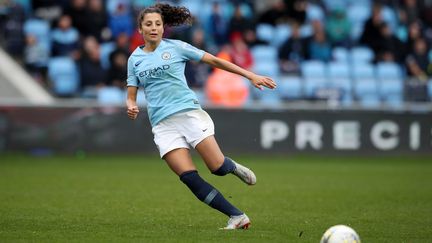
[176,40,205,61]
[126,56,139,87]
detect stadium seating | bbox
[307,3,325,22]
[277,76,302,100]
[350,46,374,63]
[332,47,350,63]
[97,87,124,105]
[376,62,404,106]
[301,61,329,98]
[323,0,347,10]
[256,24,275,44]
[6,0,423,108]
[327,62,352,101]
[352,63,375,80]
[354,79,379,107]
[328,62,350,79]
[379,79,404,107]
[381,5,398,31]
[428,79,432,100]
[99,42,116,69]
[251,45,278,62]
[47,57,80,96]
[376,62,403,80]
[301,60,326,78]
[272,24,291,47]
[23,18,51,50]
[255,88,282,106]
[300,24,313,38]
[252,61,279,78]
[347,4,371,40]
[304,77,328,98]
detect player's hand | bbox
[127,106,139,120]
[250,74,277,90]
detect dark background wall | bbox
[0,106,431,155]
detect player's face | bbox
[139,13,164,44]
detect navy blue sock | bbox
[212,157,236,176]
[180,170,243,216]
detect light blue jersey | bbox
[127,39,205,126]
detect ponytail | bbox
[137,3,193,27]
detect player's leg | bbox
[163,148,196,175]
[195,136,257,185]
[163,148,245,220]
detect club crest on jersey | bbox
[162,52,171,60]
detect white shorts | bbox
[152,109,215,158]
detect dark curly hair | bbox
[137,3,193,27]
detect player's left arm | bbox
[200,52,277,90]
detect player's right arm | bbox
[126,55,140,120]
[126,86,139,120]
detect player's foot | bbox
[232,160,256,185]
[221,214,251,230]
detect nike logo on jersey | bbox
[135,60,143,67]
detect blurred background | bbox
[0,0,431,155]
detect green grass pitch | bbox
[0,153,431,242]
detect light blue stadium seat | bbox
[24,18,50,37]
[307,4,325,22]
[350,46,374,63]
[256,89,282,106]
[347,4,371,25]
[100,42,116,69]
[256,24,275,44]
[251,45,278,62]
[354,79,380,107]
[347,0,372,5]
[222,2,253,19]
[383,94,403,108]
[347,1,371,40]
[179,0,203,21]
[376,62,403,80]
[376,62,404,106]
[278,76,302,99]
[330,79,352,100]
[379,79,404,105]
[304,77,328,98]
[328,62,350,79]
[350,23,365,41]
[97,87,124,105]
[323,0,347,10]
[428,79,432,99]
[332,47,349,63]
[381,5,398,31]
[272,24,291,47]
[23,18,51,49]
[48,57,80,96]
[300,24,313,38]
[352,63,375,80]
[301,60,326,78]
[327,61,353,102]
[132,0,155,8]
[253,60,279,78]
[358,94,381,108]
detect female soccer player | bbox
[126,3,276,230]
